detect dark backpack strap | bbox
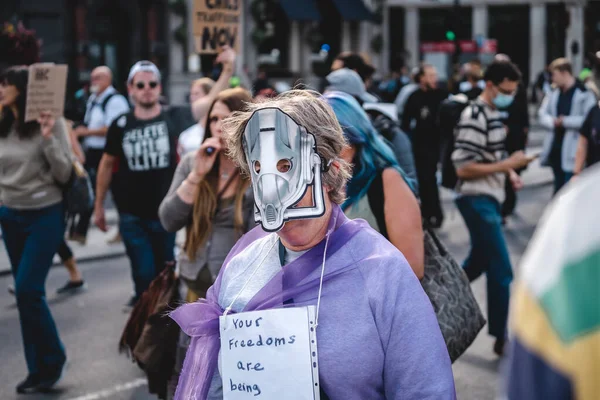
[100,93,115,113]
[100,93,129,113]
[470,102,489,128]
[469,102,490,148]
[366,172,389,239]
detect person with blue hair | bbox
[323,91,424,278]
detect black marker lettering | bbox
[288,335,296,344]
[255,317,263,327]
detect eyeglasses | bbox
[135,81,158,90]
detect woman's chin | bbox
[277,220,310,246]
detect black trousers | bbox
[74,148,103,237]
[414,145,443,225]
[502,177,516,218]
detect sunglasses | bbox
[135,81,158,90]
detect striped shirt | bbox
[451,98,507,203]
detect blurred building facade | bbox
[385,0,600,85]
[2,0,169,104]
[4,0,599,106]
[166,0,383,104]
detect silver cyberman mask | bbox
[243,108,325,232]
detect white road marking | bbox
[66,378,147,400]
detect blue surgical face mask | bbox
[493,92,514,109]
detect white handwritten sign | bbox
[219,306,320,399]
[24,63,68,122]
[193,0,241,54]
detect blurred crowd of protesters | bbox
[1,17,600,400]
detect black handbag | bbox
[63,161,94,215]
[420,228,486,362]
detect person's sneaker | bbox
[16,374,41,394]
[493,337,508,357]
[38,361,67,391]
[8,285,15,296]
[107,231,122,244]
[56,280,86,295]
[68,233,87,245]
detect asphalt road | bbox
[0,181,553,400]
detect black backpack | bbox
[438,96,486,190]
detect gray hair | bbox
[223,90,351,205]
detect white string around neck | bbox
[314,232,330,329]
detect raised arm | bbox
[192,47,236,122]
[159,138,222,232]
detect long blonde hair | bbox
[185,88,253,261]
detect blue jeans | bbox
[0,203,67,375]
[119,213,176,299]
[455,195,513,340]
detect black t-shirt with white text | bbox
[104,111,178,219]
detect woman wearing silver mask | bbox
[169,90,455,399]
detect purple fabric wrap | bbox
[170,204,363,400]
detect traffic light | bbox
[446,30,456,41]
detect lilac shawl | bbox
[170,204,363,400]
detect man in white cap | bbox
[93,60,178,308]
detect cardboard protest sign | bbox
[24,63,68,122]
[193,0,241,54]
[219,306,320,400]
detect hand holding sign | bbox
[216,46,236,70]
[37,111,56,139]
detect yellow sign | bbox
[193,0,241,54]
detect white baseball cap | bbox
[128,60,161,83]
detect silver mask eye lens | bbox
[253,160,261,174]
[277,159,292,173]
